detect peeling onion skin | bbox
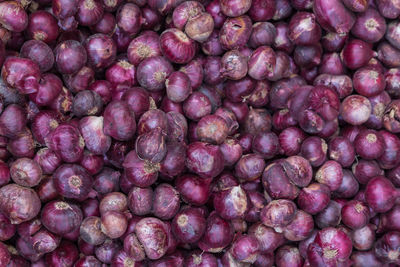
[135,217,169,260]
[0,1,28,32]
[0,184,41,224]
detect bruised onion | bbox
[128,187,153,216]
[340,95,372,125]
[196,114,228,145]
[186,141,224,178]
[0,184,40,224]
[185,12,214,43]
[288,12,321,46]
[214,185,249,220]
[283,210,314,241]
[221,50,248,80]
[219,15,252,50]
[116,3,141,35]
[184,94,213,123]
[261,199,297,231]
[10,158,42,187]
[85,33,116,70]
[101,211,127,239]
[262,161,300,200]
[0,1,28,32]
[135,217,169,260]
[1,57,40,94]
[135,127,167,163]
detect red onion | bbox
[275,246,304,267]
[307,227,353,266]
[153,183,180,220]
[298,183,331,215]
[20,40,54,73]
[0,1,28,32]
[27,11,59,44]
[185,12,214,43]
[1,57,40,94]
[45,240,79,266]
[351,8,386,43]
[219,15,252,50]
[10,158,42,187]
[103,100,136,141]
[262,161,300,200]
[137,56,174,91]
[41,200,82,235]
[54,40,87,75]
[175,174,210,206]
[128,187,153,216]
[76,0,104,26]
[198,211,234,253]
[160,28,196,64]
[375,231,400,264]
[313,0,355,33]
[341,39,374,70]
[135,217,169,260]
[352,224,376,251]
[0,0,399,263]
[123,150,159,187]
[85,33,116,70]
[249,0,276,21]
[365,176,399,213]
[116,3,141,35]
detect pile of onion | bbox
[0,0,399,266]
